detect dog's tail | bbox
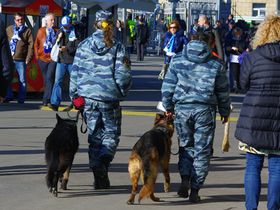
[138,149,159,202]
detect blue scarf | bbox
[44,26,56,53]
[232,37,241,41]
[61,25,76,41]
[164,34,176,56]
[10,24,25,56]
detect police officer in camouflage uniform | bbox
[69,10,132,189]
[161,25,231,202]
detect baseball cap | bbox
[61,16,72,27]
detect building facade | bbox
[231,0,279,22]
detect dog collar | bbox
[155,126,171,144]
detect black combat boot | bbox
[177,175,190,198]
[190,188,201,202]
[93,156,111,189]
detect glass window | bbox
[252,3,266,17]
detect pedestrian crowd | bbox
[0,9,280,210]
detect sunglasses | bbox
[15,18,24,22]
[170,26,177,29]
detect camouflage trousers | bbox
[83,99,122,169]
[175,104,216,190]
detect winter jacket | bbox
[235,41,280,150]
[69,29,132,102]
[224,30,247,56]
[34,26,59,63]
[226,39,248,56]
[163,30,188,64]
[55,25,83,64]
[174,17,187,31]
[161,40,231,117]
[0,21,14,98]
[6,25,34,63]
[133,23,149,44]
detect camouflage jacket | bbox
[69,29,132,102]
[161,40,231,118]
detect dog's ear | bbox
[154,113,164,125]
[56,114,62,123]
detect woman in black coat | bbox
[226,28,249,94]
[235,15,280,210]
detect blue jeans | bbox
[6,61,26,103]
[50,63,72,106]
[245,152,280,210]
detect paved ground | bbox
[0,54,269,210]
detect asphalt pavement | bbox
[0,54,269,210]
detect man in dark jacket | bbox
[0,20,14,104]
[48,16,83,111]
[133,17,149,61]
[156,17,168,53]
[198,15,224,62]
[175,14,187,31]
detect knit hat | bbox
[192,25,211,36]
[96,10,113,22]
[61,16,72,27]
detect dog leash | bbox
[67,109,87,134]
[155,126,179,156]
[171,138,180,156]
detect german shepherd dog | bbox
[127,113,174,204]
[45,114,79,197]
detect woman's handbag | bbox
[158,63,169,80]
[238,51,249,65]
[50,41,59,62]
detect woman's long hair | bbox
[251,14,280,50]
[168,20,181,33]
[94,20,114,48]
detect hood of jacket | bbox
[90,29,116,55]
[183,39,213,63]
[257,41,280,63]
